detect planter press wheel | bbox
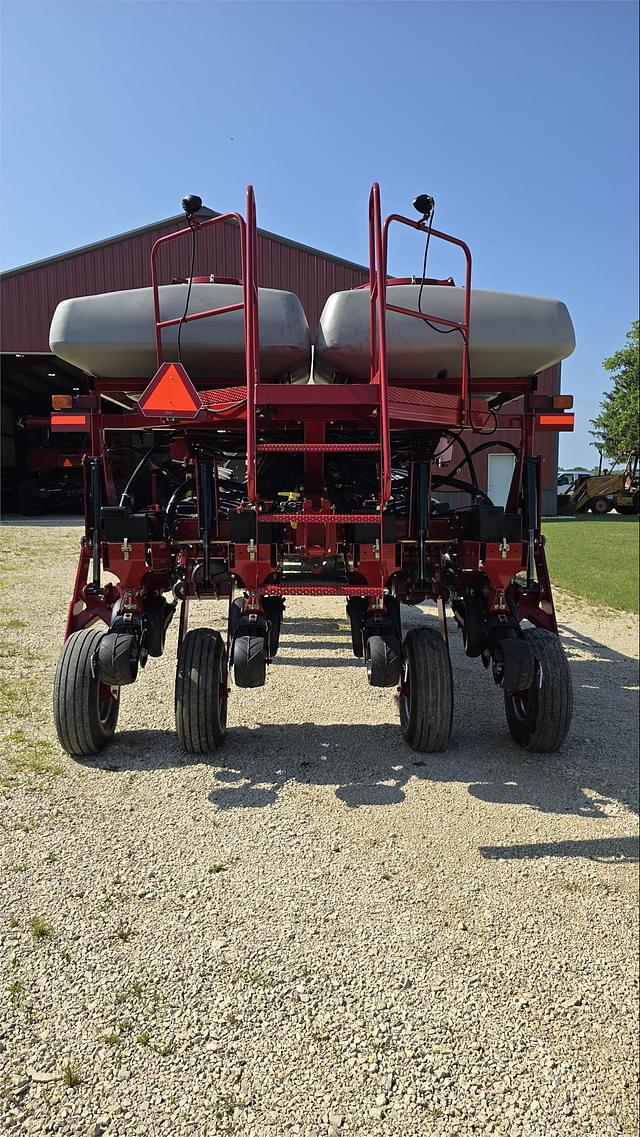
[366,634,402,687]
[175,628,228,753]
[346,597,368,659]
[504,627,573,752]
[53,627,120,757]
[232,634,267,688]
[399,626,453,752]
[262,596,284,658]
[462,594,489,658]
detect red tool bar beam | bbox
[91,376,534,399]
[258,585,383,596]
[258,513,382,524]
[256,384,379,408]
[83,404,546,437]
[256,443,380,453]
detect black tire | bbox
[175,628,227,753]
[53,627,120,757]
[263,596,284,657]
[97,632,139,686]
[347,597,367,659]
[144,595,172,657]
[232,634,266,688]
[504,627,573,752]
[365,634,402,687]
[228,596,245,641]
[589,495,612,515]
[399,627,453,752]
[616,494,639,516]
[17,478,45,517]
[462,595,488,658]
[497,637,535,693]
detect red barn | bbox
[0,213,561,513]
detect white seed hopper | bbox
[50,282,311,383]
[313,284,575,383]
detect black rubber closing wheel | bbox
[399,627,453,752]
[144,595,173,658]
[366,634,402,687]
[263,596,284,658]
[53,627,120,757]
[175,628,227,753]
[589,495,612,515]
[504,627,573,752]
[347,598,368,658]
[462,595,488,658]
[97,632,139,686]
[497,638,535,694]
[228,597,245,641]
[232,634,266,688]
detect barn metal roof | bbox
[0,212,368,280]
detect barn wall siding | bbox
[0,217,368,353]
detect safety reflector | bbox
[62,457,73,468]
[538,413,575,432]
[51,413,89,433]
[139,362,202,419]
[52,393,73,410]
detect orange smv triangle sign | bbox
[139,362,202,419]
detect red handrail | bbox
[244,185,260,502]
[150,214,248,367]
[380,210,472,423]
[369,184,392,503]
[149,188,260,503]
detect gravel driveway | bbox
[1,521,638,1137]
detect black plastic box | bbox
[456,508,522,542]
[101,507,151,542]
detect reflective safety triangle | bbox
[139,363,202,418]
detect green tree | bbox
[591,321,639,462]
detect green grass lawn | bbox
[542,515,639,613]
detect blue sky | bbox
[1,0,637,464]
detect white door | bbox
[487,453,516,509]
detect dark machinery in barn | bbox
[51,185,576,757]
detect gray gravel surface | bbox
[1,521,638,1137]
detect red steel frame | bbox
[57,183,573,654]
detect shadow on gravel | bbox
[480,836,639,863]
[92,610,638,852]
[463,622,638,819]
